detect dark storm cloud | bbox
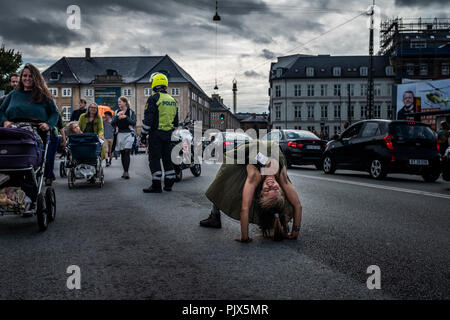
[259,49,276,60]
[244,70,264,78]
[395,0,449,6]
[0,16,84,46]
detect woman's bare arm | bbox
[237,165,262,242]
[278,166,302,239]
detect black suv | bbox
[322,120,441,182]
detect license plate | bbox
[306,145,321,150]
[409,159,429,165]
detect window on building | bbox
[307,84,315,97]
[275,85,281,97]
[374,83,381,96]
[85,88,93,97]
[387,105,393,119]
[348,84,355,96]
[420,64,428,76]
[275,105,281,120]
[386,66,394,76]
[294,126,302,130]
[294,105,301,119]
[49,88,58,97]
[61,106,71,121]
[387,85,392,96]
[62,88,72,97]
[333,67,341,77]
[144,88,152,96]
[360,67,368,76]
[374,104,381,118]
[171,88,180,96]
[406,64,415,76]
[334,125,341,135]
[361,84,367,96]
[349,104,355,118]
[307,104,314,118]
[123,88,132,96]
[360,105,367,119]
[442,63,450,76]
[321,104,328,119]
[410,40,427,48]
[334,104,341,119]
[334,84,341,96]
[294,84,301,97]
[320,84,327,96]
[306,67,314,77]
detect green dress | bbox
[205,140,294,226]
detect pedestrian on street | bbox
[437,121,450,156]
[200,140,302,242]
[0,73,19,107]
[70,99,87,122]
[112,96,136,179]
[45,115,66,186]
[141,73,178,193]
[103,111,115,167]
[78,102,105,161]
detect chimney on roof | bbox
[85,48,91,59]
[232,78,237,114]
[212,93,220,101]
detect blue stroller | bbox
[0,123,56,231]
[66,133,104,188]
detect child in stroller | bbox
[65,122,104,188]
[0,122,56,231]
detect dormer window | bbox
[106,69,118,76]
[306,67,314,77]
[276,68,283,77]
[333,67,341,76]
[385,66,394,76]
[360,66,368,76]
[50,71,61,81]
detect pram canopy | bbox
[68,133,101,160]
[0,127,44,169]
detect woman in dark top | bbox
[112,96,136,179]
[0,64,60,182]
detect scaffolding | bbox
[379,18,450,56]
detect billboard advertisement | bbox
[95,87,121,110]
[396,79,450,129]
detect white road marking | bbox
[288,172,450,200]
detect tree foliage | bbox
[0,44,23,93]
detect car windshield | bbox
[392,124,435,141]
[285,130,319,140]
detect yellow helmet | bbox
[150,73,168,89]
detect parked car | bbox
[322,120,441,181]
[442,146,450,181]
[263,129,327,169]
[207,132,253,158]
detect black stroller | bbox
[0,123,56,231]
[66,133,104,188]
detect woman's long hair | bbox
[119,96,130,109]
[18,64,52,103]
[254,175,286,241]
[85,102,99,119]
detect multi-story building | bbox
[210,94,240,131]
[379,18,450,82]
[269,54,395,138]
[42,48,211,131]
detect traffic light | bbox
[220,113,225,120]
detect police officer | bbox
[141,73,178,193]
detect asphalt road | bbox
[0,154,449,299]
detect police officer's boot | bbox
[163,178,175,192]
[199,205,222,228]
[143,180,162,193]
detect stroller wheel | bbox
[68,169,75,189]
[98,166,104,188]
[45,187,56,222]
[36,193,48,231]
[174,166,182,182]
[59,161,66,178]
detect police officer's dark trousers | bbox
[148,129,176,192]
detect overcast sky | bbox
[0,0,448,113]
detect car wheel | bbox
[369,159,387,180]
[323,155,336,174]
[45,187,56,222]
[36,193,48,231]
[422,169,440,182]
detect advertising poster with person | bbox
[397,79,450,129]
